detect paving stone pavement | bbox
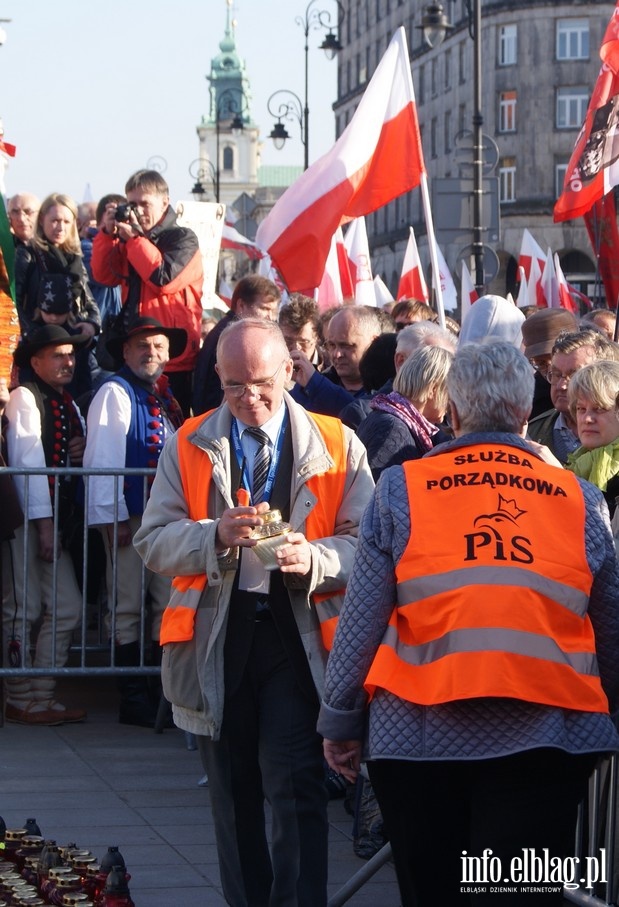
[0,677,401,906]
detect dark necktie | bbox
[246,427,271,503]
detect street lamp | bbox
[421,0,485,294]
[212,87,247,202]
[189,159,216,202]
[268,0,345,170]
[267,90,305,155]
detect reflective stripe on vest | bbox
[364,442,608,713]
[160,410,348,646]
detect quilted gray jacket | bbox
[318,433,619,761]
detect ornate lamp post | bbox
[188,159,216,202]
[268,0,345,170]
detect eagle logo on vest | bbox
[465,493,533,564]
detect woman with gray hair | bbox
[320,341,619,906]
[356,345,453,480]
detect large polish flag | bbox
[255,27,425,292]
[397,226,429,302]
[344,217,376,306]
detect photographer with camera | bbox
[91,170,203,415]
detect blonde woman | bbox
[15,193,100,339]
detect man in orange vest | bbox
[320,341,619,906]
[134,318,373,907]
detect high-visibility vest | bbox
[364,442,609,714]
[160,409,348,648]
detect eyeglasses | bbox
[221,360,286,398]
[283,336,314,351]
[546,368,577,385]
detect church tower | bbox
[196,0,260,208]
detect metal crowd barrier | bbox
[0,465,158,683]
[2,467,619,905]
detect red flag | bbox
[583,193,619,309]
[255,27,425,291]
[397,226,429,302]
[554,254,579,313]
[0,140,16,157]
[555,4,619,221]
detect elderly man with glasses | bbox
[135,317,373,907]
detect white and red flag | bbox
[554,254,580,313]
[459,260,479,322]
[255,27,425,291]
[541,248,560,308]
[397,226,429,302]
[515,266,528,309]
[317,230,345,310]
[343,217,376,306]
[435,245,458,312]
[374,275,394,308]
[220,222,263,260]
[555,2,619,221]
[518,229,547,282]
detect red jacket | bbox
[91,206,203,372]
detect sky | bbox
[0,0,339,208]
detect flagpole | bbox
[419,172,446,329]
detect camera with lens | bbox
[114,202,139,223]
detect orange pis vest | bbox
[159,410,348,648]
[364,442,609,714]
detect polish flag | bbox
[554,254,580,313]
[541,248,560,308]
[435,245,458,312]
[343,217,376,306]
[518,229,547,282]
[515,266,528,308]
[317,231,345,310]
[220,222,263,260]
[527,255,546,308]
[459,260,479,322]
[334,227,354,300]
[255,27,425,291]
[374,275,394,308]
[397,226,429,302]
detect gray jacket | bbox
[134,392,374,738]
[318,433,619,761]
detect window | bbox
[445,110,452,153]
[499,24,517,66]
[418,63,425,105]
[459,42,466,84]
[458,103,466,134]
[431,58,438,96]
[556,86,589,128]
[444,48,451,91]
[431,117,438,158]
[500,158,516,202]
[555,163,568,198]
[557,18,589,60]
[223,146,234,172]
[499,90,517,133]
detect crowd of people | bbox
[2,179,619,905]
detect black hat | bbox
[106,316,188,364]
[37,274,73,315]
[13,324,90,368]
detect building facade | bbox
[334,0,614,304]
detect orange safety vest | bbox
[160,409,348,648]
[364,442,609,714]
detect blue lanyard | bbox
[231,412,288,505]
